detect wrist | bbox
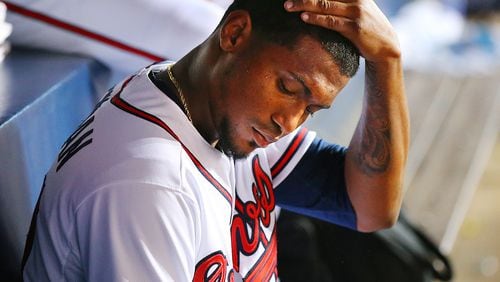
[365,42,402,65]
[365,55,402,72]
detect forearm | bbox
[346,57,409,232]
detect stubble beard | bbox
[216,62,256,160]
[217,117,254,160]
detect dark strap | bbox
[401,215,453,280]
[376,213,453,281]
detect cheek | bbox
[230,84,273,114]
[223,65,278,120]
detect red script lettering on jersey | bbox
[193,251,231,282]
[231,155,276,272]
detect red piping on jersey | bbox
[270,127,308,178]
[3,1,165,62]
[110,76,233,204]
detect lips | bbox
[252,127,277,148]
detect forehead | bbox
[253,35,349,99]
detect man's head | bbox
[203,0,360,158]
[220,0,360,77]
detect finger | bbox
[284,0,360,18]
[300,12,358,36]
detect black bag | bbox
[277,210,453,282]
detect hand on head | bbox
[284,0,401,63]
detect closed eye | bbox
[278,79,294,96]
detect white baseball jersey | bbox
[23,64,238,281]
[23,62,355,281]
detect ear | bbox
[219,10,253,52]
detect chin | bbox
[217,117,256,159]
[217,134,258,159]
[219,141,254,160]
[225,150,249,160]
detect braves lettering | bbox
[231,155,276,272]
[193,251,232,282]
[56,116,94,172]
[56,91,112,172]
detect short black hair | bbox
[221,0,360,77]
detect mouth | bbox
[252,127,278,148]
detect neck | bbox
[171,40,220,145]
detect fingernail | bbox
[284,1,293,9]
[301,13,309,21]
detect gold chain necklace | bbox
[167,64,193,122]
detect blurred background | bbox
[307,1,500,281]
[1,0,499,281]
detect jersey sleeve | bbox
[264,127,317,187]
[273,137,357,230]
[74,182,200,281]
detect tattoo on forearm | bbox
[355,63,391,175]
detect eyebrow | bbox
[289,72,311,97]
[289,71,331,110]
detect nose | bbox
[271,108,306,137]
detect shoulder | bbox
[43,133,195,219]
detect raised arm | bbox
[285,0,409,232]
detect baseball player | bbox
[22,0,409,280]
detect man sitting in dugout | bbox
[22,0,409,280]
